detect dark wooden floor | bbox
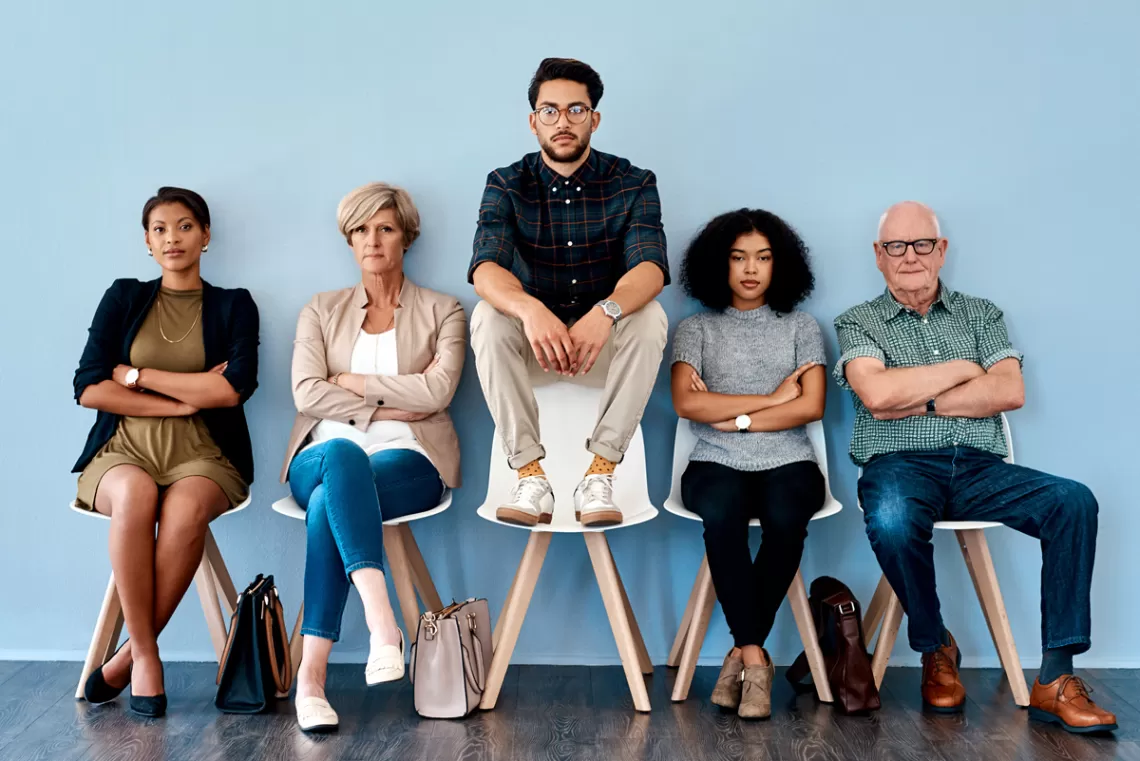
[0,661,1136,761]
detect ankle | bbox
[740,645,767,668]
[584,454,616,477]
[369,623,402,647]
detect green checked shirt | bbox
[833,283,1023,465]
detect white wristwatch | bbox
[735,414,751,432]
[125,367,141,389]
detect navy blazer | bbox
[72,277,260,485]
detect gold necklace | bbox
[157,297,203,343]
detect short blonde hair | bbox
[337,182,421,248]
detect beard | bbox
[540,132,589,164]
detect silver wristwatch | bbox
[596,299,622,324]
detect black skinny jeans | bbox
[681,459,825,648]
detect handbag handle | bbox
[262,590,293,696]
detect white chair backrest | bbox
[479,382,651,518]
[667,418,838,508]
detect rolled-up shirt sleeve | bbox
[220,288,260,404]
[622,172,670,283]
[73,280,126,403]
[975,299,1024,369]
[468,172,518,283]
[833,314,886,390]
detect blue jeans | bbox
[859,446,1097,655]
[288,440,445,642]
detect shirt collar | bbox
[878,281,955,321]
[535,147,599,193]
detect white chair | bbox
[663,420,843,703]
[271,487,452,680]
[858,413,1030,707]
[475,382,658,713]
[70,496,252,700]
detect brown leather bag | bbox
[786,576,880,714]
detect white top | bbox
[305,329,428,459]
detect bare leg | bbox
[101,476,229,696]
[351,568,401,646]
[93,465,159,693]
[296,636,334,701]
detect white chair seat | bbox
[662,418,842,703]
[477,382,657,713]
[70,496,252,519]
[272,489,452,525]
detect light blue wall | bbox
[3,1,1138,668]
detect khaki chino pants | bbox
[470,300,668,468]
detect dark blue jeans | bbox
[288,440,444,642]
[859,446,1097,655]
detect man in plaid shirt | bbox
[835,201,1114,732]
[468,58,669,528]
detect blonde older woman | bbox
[280,183,466,732]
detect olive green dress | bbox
[75,287,248,510]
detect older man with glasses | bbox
[468,58,668,529]
[833,201,1115,733]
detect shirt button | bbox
[377,400,384,406]
[567,241,574,246]
[922,317,928,324]
[576,186,582,192]
[552,186,557,193]
[565,199,571,205]
[571,279,578,284]
[933,349,940,355]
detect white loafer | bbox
[296,696,339,733]
[365,629,405,685]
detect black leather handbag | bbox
[215,574,293,713]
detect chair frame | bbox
[857,413,1031,707]
[71,499,249,700]
[663,420,840,704]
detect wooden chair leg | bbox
[611,551,652,675]
[400,524,443,612]
[787,568,834,703]
[289,602,305,684]
[667,566,702,668]
[493,561,523,652]
[203,529,238,618]
[862,573,893,646]
[382,525,422,641]
[482,531,551,710]
[957,529,1031,707]
[584,532,651,712]
[671,555,716,702]
[195,553,229,661]
[871,585,904,689]
[76,572,125,699]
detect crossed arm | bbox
[844,356,1024,420]
[671,362,827,432]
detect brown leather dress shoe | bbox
[921,633,966,713]
[710,650,744,710]
[1029,675,1118,733]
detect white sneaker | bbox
[296,695,339,732]
[574,474,623,527]
[365,629,405,685]
[496,476,554,526]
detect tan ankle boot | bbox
[710,650,744,709]
[738,651,774,720]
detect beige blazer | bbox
[280,277,466,488]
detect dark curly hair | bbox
[680,208,815,314]
[528,58,604,109]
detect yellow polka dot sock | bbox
[517,460,546,479]
[585,454,617,477]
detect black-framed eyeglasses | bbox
[534,105,593,126]
[880,239,939,257]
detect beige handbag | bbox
[409,598,491,718]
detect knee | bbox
[762,512,811,543]
[615,300,667,351]
[106,474,159,522]
[696,504,747,541]
[1051,479,1098,527]
[161,497,214,536]
[321,438,370,471]
[471,301,524,350]
[864,493,930,552]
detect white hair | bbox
[878,202,941,239]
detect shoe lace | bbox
[1060,675,1094,702]
[581,474,614,503]
[927,650,954,676]
[512,477,550,504]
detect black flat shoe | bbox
[128,662,167,718]
[83,641,130,705]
